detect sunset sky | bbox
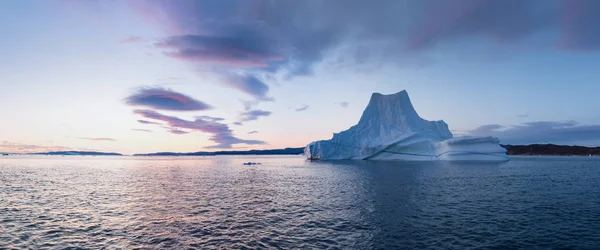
[1,0,600,154]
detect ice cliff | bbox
[305,90,509,161]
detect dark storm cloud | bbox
[133,109,265,148]
[124,87,212,111]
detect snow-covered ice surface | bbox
[305,90,509,161]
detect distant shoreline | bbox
[2,144,598,157]
[501,144,600,156]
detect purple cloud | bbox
[339,101,349,108]
[295,105,309,112]
[196,116,225,122]
[241,99,260,111]
[134,109,265,148]
[138,119,161,125]
[248,130,258,134]
[129,0,600,71]
[1,141,72,153]
[239,109,271,122]
[559,0,600,51]
[77,137,116,142]
[223,75,273,101]
[468,121,600,146]
[132,128,153,132]
[120,36,144,43]
[125,87,212,111]
[169,129,189,134]
[156,34,283,67]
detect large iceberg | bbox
[305,90,509,161]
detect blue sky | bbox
[1,0,600,154]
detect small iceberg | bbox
[305,90,509,162]
[243,162,262,165]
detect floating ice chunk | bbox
[243,162,262,165]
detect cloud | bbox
[120,36,144,43]
[559,0,600,51]
[241,99,260,111]
[129,1,600,73]
[295,105,309,112]
[468,120,600,145]
[222,74,274,101]
[156,34,283,67]
[248,130,258,134]
[339,101,349,108]
[196,116,225,122]
[169,129,189,134]
[232,122,243,126]
[77,137,116,141]
[138,119,161,125]
[0,141,72,153]
[124,87,212,111]
[132,128,153,132]
[134,109,265,148]
[239,109,271,122]
[123,0,600,117]
[517,114,529,118]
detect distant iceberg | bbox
[305,90,509,161]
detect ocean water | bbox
[1,155,600,249]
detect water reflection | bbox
[1,156,599,249]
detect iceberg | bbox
[305,90,509,161]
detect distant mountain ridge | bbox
[501,144,600,156]
[29,151,123,156]
[133,147,305,156]
[6,144,598,157]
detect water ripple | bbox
[1,155,600,248]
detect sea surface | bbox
[1,155,600,249]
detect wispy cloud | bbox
[295,105,309,112]
[196,116,225,122]
[132,128,153,132]
[169,129,189,134]
[339,101,349,108]
[138,120,161,125]
[0,141,72,153]
[241,99,260,111]
[239,110,271,122]
[77,137,116,142]
[222,74,274,101]
[134,109,265,148]
[156,34,283,68]
[248,130,258,134]
[468,120,600,145]
[120,36,144,43]
[124,87,212,111]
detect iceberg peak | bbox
[305,90,508,161]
